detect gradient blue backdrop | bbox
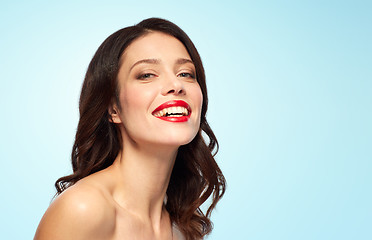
[1,0,371,239]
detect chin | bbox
[164,134,196,147]
[152,129,198,147]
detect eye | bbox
[178,72,196,79]
[137,73,157,80]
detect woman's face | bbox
[113,32,203,148]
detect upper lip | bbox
[152,100,191,116]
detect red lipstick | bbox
[152,100,192,122]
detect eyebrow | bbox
[175,58,194,65]
[129,58,194,71]
[130,59,160,71]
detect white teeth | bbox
[153,106,189,117]
[170,107,177,113]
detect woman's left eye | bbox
[178,72,195,79]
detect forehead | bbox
[120,31,191,66]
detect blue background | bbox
[1,0,371,239]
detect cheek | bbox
[119,84,156,119]
[194,85,203,111]
[121,88,139,110]
[199,89,203,108]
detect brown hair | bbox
[55,18,226,240]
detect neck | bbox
[111,141,178,226]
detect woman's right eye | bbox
[137,73,156,80]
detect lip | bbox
[152,100,192,122]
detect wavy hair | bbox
[55,18,226,240]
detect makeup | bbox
[152,100,192,122]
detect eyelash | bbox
[137,73,157,80]
[137,72,196,80]
[178,72,196,79]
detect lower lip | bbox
[155,115,190,122]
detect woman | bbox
[34,18,225,240]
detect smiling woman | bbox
[34,18,226,240]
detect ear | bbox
[108,104,122,124]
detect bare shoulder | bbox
[34,181,116,240]
[173,224,186,240]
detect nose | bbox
[161,74,185,96]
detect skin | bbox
[34,32,203,240]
